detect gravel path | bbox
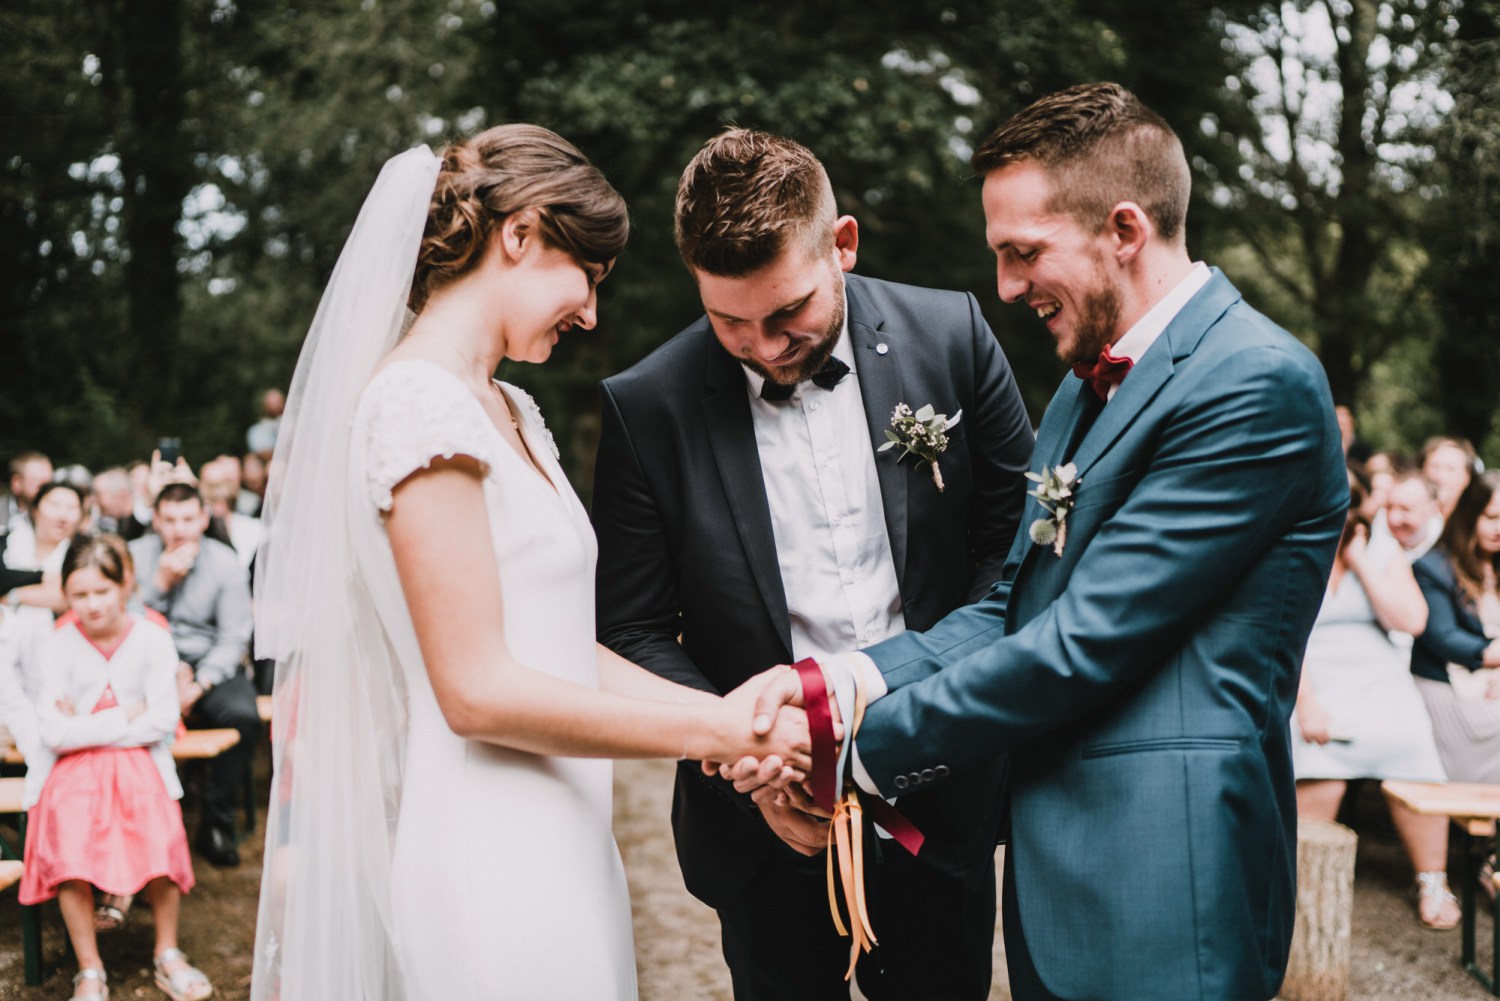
[0,760,1493,999]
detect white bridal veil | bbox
[251,147,440,1001]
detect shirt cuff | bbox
[818,651,886,796]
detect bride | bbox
[250,125,810,1000]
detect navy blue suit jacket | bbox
[856,272,1347,1000]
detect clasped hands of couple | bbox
[712,663,846,857]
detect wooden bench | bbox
[2,728,240,766]
[0,775,43,985]
[1382,781,1500,996]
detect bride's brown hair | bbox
[410,124,629,311]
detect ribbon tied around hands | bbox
[790,658,925,980]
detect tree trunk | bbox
[1281,818,1358,1001]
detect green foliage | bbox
[1,0,1488,484]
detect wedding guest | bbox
[236,451,266,517]
[1377,469,1445,562]
[19,534,213,1001]
[594,127,1034,999]
[91,467,145,539]
[2,481,85,619]
[1421,436,1480,520]
[0,601,41,759]
[4,451,53,533]
[246,388,284,459]
[1335,404,1371,463]
[129,482,256,867]
[1293,478,1457,929]
[127,461,155,527]
[1411,470,1500,785]
[200,456,261,570]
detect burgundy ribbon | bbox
[793,658,839,812]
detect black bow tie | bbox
[759,356,850,401]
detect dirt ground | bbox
[1,757,1494,1000]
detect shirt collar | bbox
[1107,261,1211,365]
[740,288,853,399]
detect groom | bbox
[592,128,1035,999]
[747,83,1349,1000]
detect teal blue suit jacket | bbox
[857,272,1348,1000]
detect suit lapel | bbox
[1009,271,1242,578]
[1069,270,1240,479]
[700,341,794,655]
[846,280,909,582]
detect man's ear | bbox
[1106,201,1152,264]
[832,215,859,273]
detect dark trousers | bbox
[717,833,995,1001]
[186,671,260,832]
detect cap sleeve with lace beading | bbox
[360,362,495,515]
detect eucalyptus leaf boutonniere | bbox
[879,402,962,491]
[1026,462,1080,556]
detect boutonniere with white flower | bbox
[1026,463,1080,556]
[880,402,962,492]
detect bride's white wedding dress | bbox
[348,359,637,999]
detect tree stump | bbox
[1281,817,1358,1001]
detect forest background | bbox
[4,0,1500,496]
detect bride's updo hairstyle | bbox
[410,124,629,312]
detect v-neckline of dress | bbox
[489,380,559,499]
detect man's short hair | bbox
[154,481,204,510]
[674,127,836,277]
[8,451,50,480]
[1390,467,1440,500]
[971,82,1191,242]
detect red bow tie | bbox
[1072,345,1133,400]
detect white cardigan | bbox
[25,614,183,809]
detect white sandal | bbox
[154,948,213,1001]
[71,967,108,1000]
[1415,870,1460,931]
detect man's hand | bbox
[718,660,844,796]
[758,799,830,857]
[156,541,199,593]
[54,696,76,717]
[177,662,204,715]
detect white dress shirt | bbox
[741,305,907,662]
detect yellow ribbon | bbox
[822,671,872,980]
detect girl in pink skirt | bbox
[19,534,213,1001]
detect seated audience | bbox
[20,534,213,1001]
[1412,470,1500,785]
[1294,476,1457,929]
[1421,436,1480,520]
[129,483,257,867]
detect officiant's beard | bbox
[744,277,846,388]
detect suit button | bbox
[893,775,909,791]
[920,768,935,782]
[934,765,950,778]
[908,771,923,786]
